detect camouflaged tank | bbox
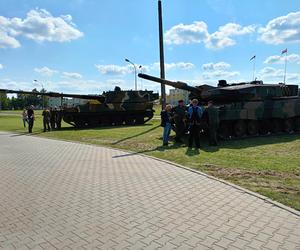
[0,87,159,128]
[139,73,300,138]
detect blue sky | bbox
[0,0,299,94]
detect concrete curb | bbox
[2,130,300,217]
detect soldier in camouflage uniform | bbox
[206,100,219,146]
[49,107,56,130]
[42,107,51,132]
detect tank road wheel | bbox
[234,120,246,138]
[101,117,111,126]
[294,117,300,132]
[247,120,258,136]
[271,119,283,134]
[218,121,232,139]
[88,119,99,127]
[283,118,294,133]
[259,120,272,135]
[125,117,135,125]
[135,117,144,125]
[113,117,123,126]
[74,120,85,128]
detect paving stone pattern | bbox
[0,132,299,250]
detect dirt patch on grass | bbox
[201,164,300,197]
[202,164,300,179]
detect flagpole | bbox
[283,51,287,84]
[250,55,256,81]
[253,56,256,81]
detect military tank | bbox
[0,87,159,128]
[139,73,300,138]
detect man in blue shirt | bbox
[187,99,203,148]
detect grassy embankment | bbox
[1,109,300,211]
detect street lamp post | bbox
[125,58,137,90]
[139,65,143,90]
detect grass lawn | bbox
[1,110,300,211]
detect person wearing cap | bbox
[172,99,187,143]
[27,105,35,133]
[187,99,203,148]
[206,100,219,146]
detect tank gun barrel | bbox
[138,73,201,94]
[0,89,105,102]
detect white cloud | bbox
[200,61,239,81]
[34,66,58,76]
[0,30,20,48]
[264,53,300,64]
[259,67,283,77]
[202,70,240,80]
[152,62,195,71]
[206,23,255,49]
[202,62,231,71]
[62,72,83,79]
[0,8,83,49]
[259,12,300,44]
[258,67,300,82]
[0,64,3,69]
[165,21,255,49]
[95,64,130,75]
[165,21,209,45]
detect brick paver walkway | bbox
[0,132,299,250]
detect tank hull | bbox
[215,97,300,138]
[62,109,154,127]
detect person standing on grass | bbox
[206,100,219,146]
[22,109,27,128]
[172,99,187,143]
[187,99,203,148]
[42,107,51,132]
[50,107,56,130]
[27,105,35,133]
[160,104,173,146]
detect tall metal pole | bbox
[125,58,137,90]
[139,65,143,90]
[283,52,287,84]
[158,0,166,110]
[252,57,256,81]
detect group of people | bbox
[160,99,219,148]
[22,106,62,133]
[42,107,62,132]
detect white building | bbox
[48,97,88,108]
[166,89,190,106]
[48,97,62,108]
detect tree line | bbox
[0,88,49,110]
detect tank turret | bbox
[138,73,299,102]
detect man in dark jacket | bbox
[49,107,56,130]
[187,99,203,148]
[206,100,219,146]
[172,100,187,143]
